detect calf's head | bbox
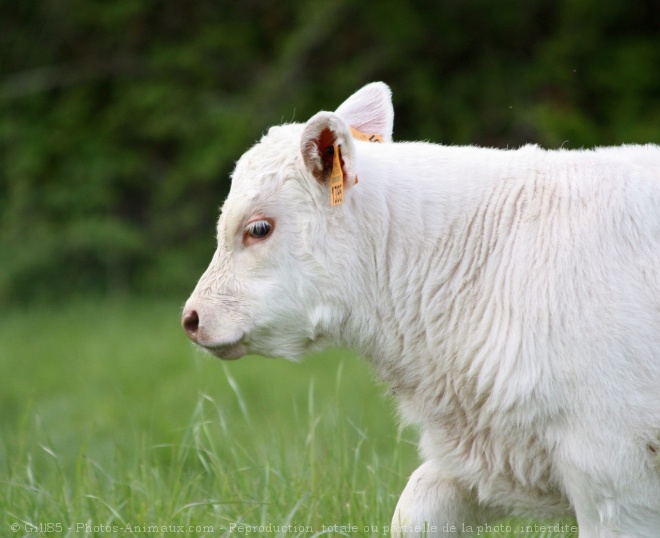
[181,82,393,360]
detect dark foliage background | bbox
[1,0,658,302]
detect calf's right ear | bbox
[335,82,394,143]
[299,82,394,196]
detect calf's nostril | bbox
[181,309,200,340]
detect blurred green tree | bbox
[1,0,658,301]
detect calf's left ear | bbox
[300,112,357,187]
[300,82,394,199]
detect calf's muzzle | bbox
[181,308,200,342]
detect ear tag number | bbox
[330,144,344,206]
[350,126,384,143]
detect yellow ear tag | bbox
[329,128,383,205]
[350,126,384,143]
[329,143,344,206]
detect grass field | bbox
[0,297,578,537]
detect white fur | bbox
[183,82,660,537]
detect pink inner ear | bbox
[315,128,337,165]
[307,126,350,185]
[316,127,337,176]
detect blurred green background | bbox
[2,0,658,304]
[1,2,656,534]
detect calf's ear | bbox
[300,111,357,187]
[299,82,393,199]
[335,82,394,143]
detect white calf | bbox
[182,82,660,537]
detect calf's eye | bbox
[244,218,273,244]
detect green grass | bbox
[0,297,577,537]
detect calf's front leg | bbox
[391,460,494,537]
